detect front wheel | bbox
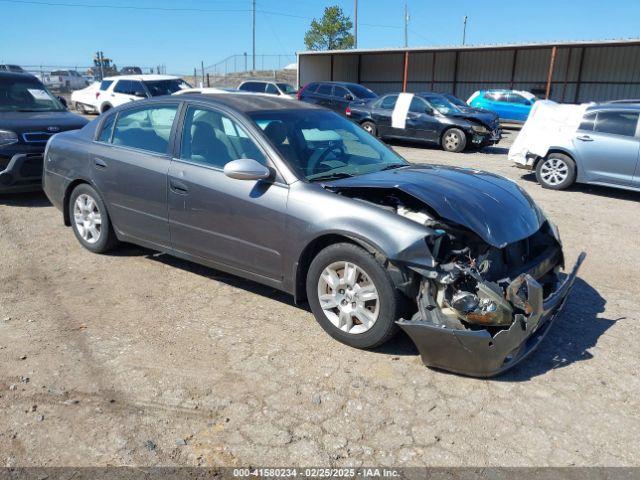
[535,153,576,190]
[441,128,467,152]
[306,243,399,349]
[361,121,377,137]
[69,184,118,253]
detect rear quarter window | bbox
[100,80,113,91]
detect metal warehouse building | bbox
[297,39,640,103]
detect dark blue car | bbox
[298,81,378,115]
[347,92,501,152]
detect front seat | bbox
[190,121,232,168]
[263,121,298,165]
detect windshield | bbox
[425,96,460,115]
[0,77,66,112]
[143,79,192,96]
[248,110,408,181]
[276,83,297,94]
[349,84,377,99]
[443,94,467,107]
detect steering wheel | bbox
[306,144,346,177]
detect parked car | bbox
[298,81,378,114]
[71,81,100,114]
[0,72,88,193]
[468,89,537,122]
[120,66,143,75]
[238,80,297,97]
[42,93,584,377]
[0,65,25,73]
[173,87,239,95]
[347,92,501,152]
[95,75,191,113]
[510,100,640,191]
[40,70,89,90]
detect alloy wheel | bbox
[540,158,569,186]
[317,261,380,334]
[73,194,102,244]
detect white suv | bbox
[238,80,297,97]
[96,75,191,113]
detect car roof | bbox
[103,74,180,81]
[0,71,39,81]
[169,93,323,113]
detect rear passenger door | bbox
[314,84,334,109]
[332,85,352,114]
[372,95,398,137]
[167,104,288,281]
[573,109,640,186]
[90,103,179,248]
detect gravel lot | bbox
[1,128,639,467]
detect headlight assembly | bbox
[0,130,19,147]
[471,125,489,134]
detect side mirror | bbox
[224,158,271,181]
[424,106,434,115]
[344,93,354,101]
[57,96,68,108]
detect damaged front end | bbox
[329,179,585,377]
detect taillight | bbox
[345,106,351,117]
[96,92,100,99]
[296,83,309,100]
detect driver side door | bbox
[168,104,289,282]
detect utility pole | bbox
[462,16,468,45]
[354,0,358,49]
[403,2,409,48]
[252,0,256,72]
[201,60,205,87]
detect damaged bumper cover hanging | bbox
[397,252,586,378]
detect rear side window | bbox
[305,82,319,93]
[97,114,116,142]
[409,97,428,113]
[507,93,530,105]
[379,95,398,110]
[594,111,639,137]
[333,86,349,98]
[317,84,332,95]
[240,82,265,93]
[578,113,596,131]
[99,80,113,91]
[111,105,178,154]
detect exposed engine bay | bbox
[329,184,582,377]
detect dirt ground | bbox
[1,129,639,467]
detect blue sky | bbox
[0,0,638,74]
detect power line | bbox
[0,0,251,13]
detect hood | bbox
[0,110,88,135]
[450,109,499,129]
[326,165,544,248]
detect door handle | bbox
[93,158,107,169]
[170,179,189,194]
[576,135,594,142]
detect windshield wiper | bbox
[308,172,354,182]
[378,163,408,172]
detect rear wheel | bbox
[441,128,467,152]
[361,121,377,137]
[100,103,112,114]
[536,153,576,190]
[306,243,399,349]
[69,184,118,253]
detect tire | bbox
[535,153,576,190]
[69,183,118,253]
[361,121,377,137]
[306,242,400,349]
[441,128,467,153]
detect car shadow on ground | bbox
[519,172,640,202]
[495,277,619,382]
[0,191,51,207]
[385,138,509,156]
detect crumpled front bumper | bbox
[397,252,586,378]
[0,153,44,193]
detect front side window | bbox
[379,95,398,110]
[594,111,639,137]
[180,107,266,169]
[0,76,65,112]
[507,93,530,105]
[240,82,264,93]
[424,96,459,115]
[333,86,350,99]
[265,83,279,94]
[348,84,377,99]
[276,83,297,94]
[111,105,178,154]
[578,113,596,131]
[248,110,407,181]
[143,79,190,96]
[113,80,131,94]
[409,96,429,113]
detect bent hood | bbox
[450,109,499,129]
[326,165,545,248]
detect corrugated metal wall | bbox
[298,43,640,103]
